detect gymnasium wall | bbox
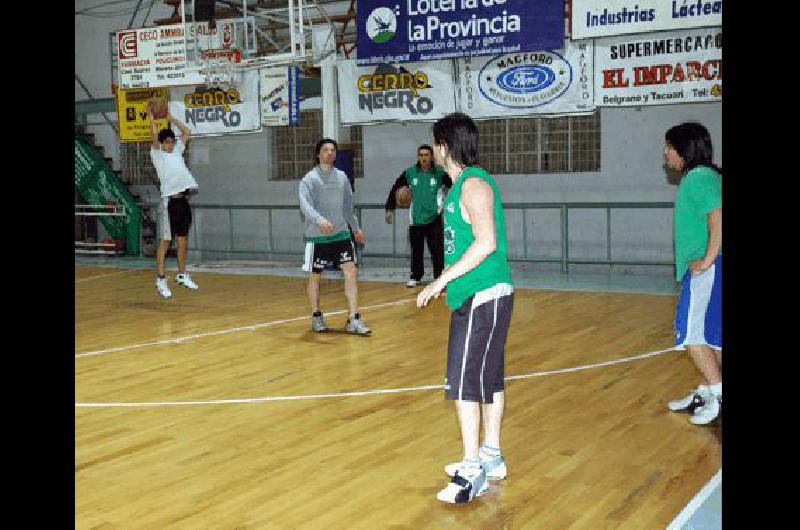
[76,6,722,276]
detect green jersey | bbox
[405,165,448,225]
[443,166,513,310]
[674,165,722,280]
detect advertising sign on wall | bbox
[168,70,262,135]
[594,27,722,107]
[356,0,563,66]
[338,58,456,124]
[260,66,300,126]
[456,39,594,117]
[116,19,247,89]
[571,0,722,40]
[116,87,170,143]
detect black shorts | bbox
[168,195,192,238]
[305,239,357,273]
[445,293,514,403]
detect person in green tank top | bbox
[384,145,452,287]
[663,122,723,426]
[417,113,515,504]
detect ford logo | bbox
[497,66,555,94]
[477,51,572,109]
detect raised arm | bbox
[149,112,160,150]
[168,112,191,145]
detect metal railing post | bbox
[606,207,612,264]
[561,205,569,274]
[229,208,234,252]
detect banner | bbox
[260,66,299,126]
[116,87,170,142]
[356,0,563,66]
[168,70,262,135]
[117,19,248,89]
[338,59,456,124]
[594,27,722,107]
[456,40,594,117]
[571,1,722,40]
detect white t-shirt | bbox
[150,138,199,198]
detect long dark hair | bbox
[664,122,722,175]
[432,112,479,167]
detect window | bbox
[120,142,158,185]
[271,109,364,180]
[476,112,601,174]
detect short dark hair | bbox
[432,112,479,167]
[664,122,721,175]
[418,144,433,155]
[315,137,338,164]
[158,128,176,144]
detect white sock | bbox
[480,444,501,458]
[709,382,722,397]
[697,384,710,395]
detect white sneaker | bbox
[156,277,172,298]
[668,386,710,414]
[345,314,371,335]
[690,394,721,425]
[405,279,419,288]
[436,463,488,504]
[175,273,199,289]
[445,449,507,480]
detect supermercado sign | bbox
[338,59,456,124]
[457,40,594,117]
[572,0,722,40]
[168,71,261,135]
[356,0,563,66]
[116,20,239,89]
[595,27,721,106]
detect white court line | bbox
[75,346,678,408]
[666,469,722,530]
[75,298,416,358]
[75,268,143,283]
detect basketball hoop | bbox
[201,48,241,91]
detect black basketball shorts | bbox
[167,194,192,238]
[445,292,514,403]
[305,239,357,273]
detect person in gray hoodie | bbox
[299,138,371,335]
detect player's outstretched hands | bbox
[417,277,446,307]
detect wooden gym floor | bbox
[75,265,721,529]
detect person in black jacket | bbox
[385,145,452,287]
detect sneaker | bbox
[311,312,328,332]
[406,279,419,288]
[175,273,199,289]
[436,463,488,504]
[668,387,709,414]
[345,313,371,335]
[445,449,506,480]
[156,277,172,298]
[690,394,721,425]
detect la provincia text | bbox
[406,0,521,42]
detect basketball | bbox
[148,96,169,119]
[395,186,412,208]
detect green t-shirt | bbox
[406,165,448,225]
[443,166,513,310]
[305,230,351,243]
[674,165,722,280]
